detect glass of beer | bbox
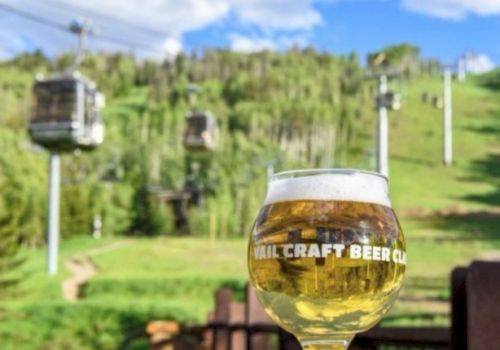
[248,169,406,350]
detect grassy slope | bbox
[1,237,248,350]
[388,76,500,323]
[2,76,499,348]
[84,237,247,311]
[390,76,499,211]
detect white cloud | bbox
[229,33,310,53]
[402,0,500,20]
[160,37,183,59]
[68,0,230,35]
[56,0,321,34]
[231,0,322,30]
[462,53,495,74]
[229,34,276,52]
[0,0,322,59]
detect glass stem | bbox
[299,335,353,350]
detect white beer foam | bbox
[264,172,391,207]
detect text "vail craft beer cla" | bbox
[253,243,407,265]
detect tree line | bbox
[0,43,435,293]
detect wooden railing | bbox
[144,260,500,350]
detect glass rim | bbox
[269,168,388,183]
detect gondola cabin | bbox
[376,90,401,111]
[183,111,218,152]
[432,95,444,109]
[385,91,401,111]
[29,71,105,152]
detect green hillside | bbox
[390,76,499,212]
[0,50,499,349]
[389,75,499,325]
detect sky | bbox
[0,0,498,67]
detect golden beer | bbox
[247,170,406,348]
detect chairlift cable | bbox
[0,2,167,55]
[94,32,166,55]
[0,2,68,32]
[42,0,171,38]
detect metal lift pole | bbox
[187,84,199,110]
[46,19,90,275]
[377,75,389,177]
[443,69,453,167]
[70,19,90,71]
[75,28,86,67]
[47,153,60,275]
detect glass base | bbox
[299,335,353,350]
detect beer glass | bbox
[248,169,406,349]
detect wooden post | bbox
[229,303,245,350]
[245,284,272,350]
[213,289,233,350]
[466,261,500,350]
[451,267,467,350]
